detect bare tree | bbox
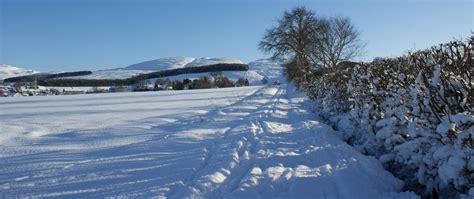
[259,7,322,61]
[259,6,364,86]
[310,16,365,72]
[259,7,325,89]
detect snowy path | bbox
[0,85,416,198]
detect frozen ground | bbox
[0,83,417,198]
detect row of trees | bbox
[259,6,364,91]
[32,63,249,87]
[152,75,249,91]
[260,6,473,198]
[4,71,93,83]
[42,78,129,87]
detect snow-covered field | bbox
[0,82,416,198]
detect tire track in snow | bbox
[205,84,415,199]
[180,86,286,197]
[205,86,286,197]
[179,86,282,196]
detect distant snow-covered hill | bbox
[125,57,195,71]
[185,57,243,67]
[125,57,243,70]
[0,64,38,80]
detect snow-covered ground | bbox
[0,64,38,80]
[0,81,416,198]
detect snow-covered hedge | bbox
[307,38,473,198]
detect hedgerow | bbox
[305,37,473,198]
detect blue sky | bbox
[1,0,472,71]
